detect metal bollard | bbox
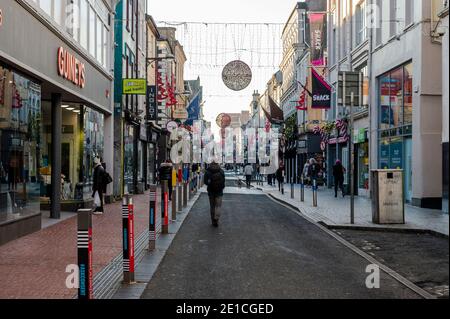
[177,183,182,212]
[183,182,188,208]
[77,208,93,299]
[172,185,177,221]
[312,179,318,207]
[300,176,305,202]
[122,195,135,284]
[161,181,169,234]
[291,182,294,199]
[149,185,157,251]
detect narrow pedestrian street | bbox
[134,175,445,299]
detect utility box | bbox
[371,169,405,224]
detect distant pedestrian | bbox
[308,158,320,186]
[302,162,310,186]
[204,161,226,227]
[276,166,284,191]
[244,163,253,188]
[333,159,346,198]
[159,160,174,200]
[92,157,109,215]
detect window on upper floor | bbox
[355,1,367,46]
[389,0,398,37]
[405,0,414,27]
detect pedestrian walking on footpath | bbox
[302,161,310,186]
[333,159,346,198]
[159,159,174,201]
[244,163,253,188]
[204,161,225,227]
[308,158,320,187]
[92,156,111,215]
[276,166,284,192]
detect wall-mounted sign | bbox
[311,68,331,109]
[123,79,147,95]
[147,85,157,121]
[309,13,327,67]
[57,47,86,88]
[172,107,188,120]
[222,60,252,91]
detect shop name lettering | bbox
[57,47,86,88]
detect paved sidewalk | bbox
[256,183,449,236]
[0,192,151,299]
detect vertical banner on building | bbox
[309,13,327,67]
[77,209,93,299]
[311,68,332,109]
[147,85,157,121]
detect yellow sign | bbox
[123,78,147,95]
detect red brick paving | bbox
[0,192,150,299]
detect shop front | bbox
[377,62,413,203]
[353,128,369,196]
[0,0,114,244]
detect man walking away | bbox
[244,163,253,188]
[159,160,174,201]
[333,159,346,198]
[302,161,310,186]
[204,162,225,227]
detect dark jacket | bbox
[276,168,284,182]
[159,162,173,181]
[204,163,225,196]
[333,163,345,181]
[308,163,320,179]
[93,164,106,194]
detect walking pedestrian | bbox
[159,159,174,201]
[204,161,226,227]
[244,163,253,188]
[333,159,346,198]
[308,158,320,187]
[302,161,310,186]
[92,156,110,215]
[276,166,284,191]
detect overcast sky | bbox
[147,0,298,135]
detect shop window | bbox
[0,66,42,217]
[403,63,413,125]
[378,137,404,169]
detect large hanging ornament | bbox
[216,113,232,129]
[222,60,252,91]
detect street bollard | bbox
[161,181,169,234]
[300,176,305,202]
[77,208,93,299]
[122,195,135,284]
[149,185,157,251]
[183,181,188,208]
[312,179,318,207]
[281,182,284,195]
[291,181,294,199]
[172,169,177,219]
[177,183,182,212]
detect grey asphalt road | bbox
[141,192,421,299]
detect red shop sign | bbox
[57,47,86,88]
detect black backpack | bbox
[103,171,113,185]
[209,171,225,193]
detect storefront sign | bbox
[123,79,147,95]
[57,47,86,88]
[147,85,157,121]
[172,107,188,120]
[309,13,327,67]
[311,68,331,109]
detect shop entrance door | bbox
[404,138,413,202]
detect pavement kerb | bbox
[265,193,437,300]
[264,190,448,238]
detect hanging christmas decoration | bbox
[156,71,167,102]
[222,60,252,91]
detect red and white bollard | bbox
[122,195,135,284]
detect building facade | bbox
[369,0,443,209]
[0,0,115,244]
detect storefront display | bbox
[0,65,41,217]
